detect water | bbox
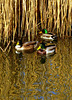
[0,38,72,100]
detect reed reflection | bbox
[0,38,72,99]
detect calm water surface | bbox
[0,38,72,100]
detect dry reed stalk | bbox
[2,0,12,43]
[57,0,60,35]
[63,0,68,37]
[26,11,28,38]
[24,0,27,37]
[50,1,54,31]
[9,0,14,40]
[13,13,15,43]
[52,0,57,32]
[45,0,49,29]
[5,0,9,24]
[68,0,71,36]
[28,0,35,41]
[48,0,53,31]
[63,21,66,37]
[0,41,11,52]
[28,0,31,41]
[39,0,43,29]
[61,0,64,36]
[64,0,68,19]
[29,0,32,40]
[45,0,48,28]
[21,0,26,38]
[2,2,7,44]
[13,0,17,42]
[25,1,28,38]
[0,3,4,43]
[18,0,21,37]
[31,0,35,40]
[0,4,2,42]
[63,0,68,36]
[4,0,11,43]
[35,0,37,36]
[32,0,35,40]
[47,0,50,31]
[43,0,46,28]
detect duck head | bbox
[37,42,46,50]
[38,29,48,35]
[42,29,48,34]
[15,40,23,50]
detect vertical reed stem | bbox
[36,0,37,36]
[18,0,20,37]
[57,0,60,35]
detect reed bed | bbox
[0,0,72,45]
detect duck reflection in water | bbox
[40,56,46,64]
[15,50,23,58]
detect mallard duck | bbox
[15,40,39,51]
[38,29,57,41]
[37,43,56,55]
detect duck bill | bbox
[38,31,42,35]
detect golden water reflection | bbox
[0,38,72,100]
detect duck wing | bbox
[23,41,37,47]
[46,45,56,50]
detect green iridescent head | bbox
[40,43,46,49]
[42,29,48,34]
[37,42,46,50]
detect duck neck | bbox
[15,45,24,50]
[41,43,46,49]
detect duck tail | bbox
[46,48,55,54]
[34,41,39,49]
[51,35,57,39]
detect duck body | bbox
[37,43,56,55]
[45,45,56,54]
[40,34,54,41]
[39,29,57,41]
[15,41,39,51]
